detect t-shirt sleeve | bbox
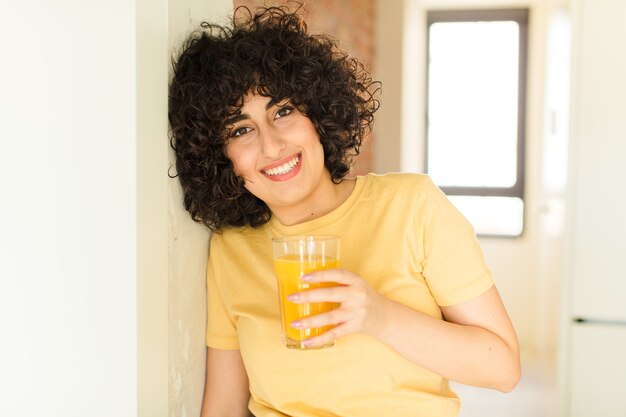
[418,177,494,306]
[205,234,240,349]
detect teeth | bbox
[263,156,300,176]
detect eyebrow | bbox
[225,98,278,125]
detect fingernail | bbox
[290,320,302,329]
[302,339,313,347]
[287,293,299,302]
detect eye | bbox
[231,126,252,138]
[275,106,293,119]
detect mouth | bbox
[261,153,301,178]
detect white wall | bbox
[167,3,232,417]
[0,0,231,416]
[1,1,139,416]
[374,0,570,359]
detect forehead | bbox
[242,91,273,106]
[225,91,291,124]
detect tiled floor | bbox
[452,353,558,417]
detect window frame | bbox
[424,9,529,236]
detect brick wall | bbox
[232,0,376,175]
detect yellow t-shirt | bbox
[206,173,494,417]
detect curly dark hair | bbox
[168,4,380,231]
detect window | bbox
[425,9,528,237]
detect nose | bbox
[259,127,286,158]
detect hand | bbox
[287,269,390,348]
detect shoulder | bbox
[352,173,450,224]
[210,224,271,253]
[360,172,441,198]
[360,173,465,225]
[362,172,433,186]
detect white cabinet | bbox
[568,324,626,417]
[568,0,626,322]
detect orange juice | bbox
[274,255,339,346]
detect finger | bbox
[301,324,348,348]
[301,268,357,285]
[290,307,348,329]
[287,285,351,303]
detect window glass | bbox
[426,10,528,237]
[449,196,524,237]
[428,21,519,188]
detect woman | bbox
[168,5,520,417]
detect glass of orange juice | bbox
[272,236,340,349]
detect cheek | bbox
[300,124,323,150]
[310,135,325,159]
[229,156,242,176]
[229,153,260,184]
[225,146,247,176]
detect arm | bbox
[200,347,251,417]
[290,271,520,392]
[380,285,520,392]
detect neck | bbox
[270,174,356,226]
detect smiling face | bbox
[225,92,335,223]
